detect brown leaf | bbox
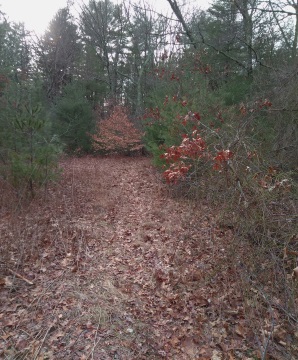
[292,266,298,279]
[181,337,197,357]
[212,349,223,360]
[16,338,28,351]
[228,352,235,360]
[196,297,209,307]
[169,337,180,347]
[235,324,245,338]
[61,257,71,267]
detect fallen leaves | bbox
[0,156,297,359]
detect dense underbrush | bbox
[143,60,298,357]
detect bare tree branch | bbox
[166,0,197,49]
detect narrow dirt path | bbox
[0,156,258,359]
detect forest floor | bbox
[0,156,296,359]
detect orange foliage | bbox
[91,105,143,154]
[160,114,234,183]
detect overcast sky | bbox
[0,0,211,35]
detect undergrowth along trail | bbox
[0,156,296,359]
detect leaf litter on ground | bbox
[0,155,297,359]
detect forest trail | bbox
[0,156,258,359]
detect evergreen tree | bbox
[52,81,95,153]
[37,7,81,100]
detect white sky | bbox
[0,0,69,34]
[0,0,211,35]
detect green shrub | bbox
[0,98,61,197]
